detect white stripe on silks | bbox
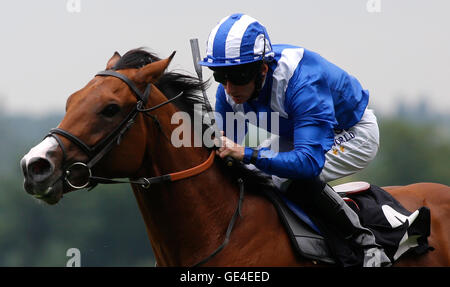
[270,48,304,118]
[207,16,230,58]
[225,14,257,61]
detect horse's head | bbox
[20,50,175,204]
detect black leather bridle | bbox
[45,68,245,267]
[47,70,183,190]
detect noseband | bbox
[46,69,204,190]
[46,68,242,267]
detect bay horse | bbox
[20,48,450,266]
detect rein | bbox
[89,149,215,188]
[46,69,245,267]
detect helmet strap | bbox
[249,61,265,101]
[249,35,267,101]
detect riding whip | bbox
[190,38,234,167]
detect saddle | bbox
[262,188,335,264]
[262,181,432,266]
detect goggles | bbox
[212,61,261,86]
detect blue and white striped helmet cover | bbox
[199,13,274,67]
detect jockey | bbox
[199,13,390,266]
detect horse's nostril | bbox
[27,157,54,182]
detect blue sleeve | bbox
[244,71,336,179]
[215,85,231,131]
[214,85,241,143]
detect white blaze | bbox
[22,136,59,165]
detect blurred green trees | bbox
[346,118,450,186]
[0,104,448,266]
[0,114,153,266]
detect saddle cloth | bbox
[262,184,432,266]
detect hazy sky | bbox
[0,0,449,116]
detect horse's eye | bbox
[101,104,121,118]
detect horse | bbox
[20,48,450,266]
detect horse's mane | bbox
[113,48,208,124]
[114,48,277,194]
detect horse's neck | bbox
[132,108,239,266]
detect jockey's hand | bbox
[215,131,245,161]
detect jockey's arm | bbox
[243,74,336,179]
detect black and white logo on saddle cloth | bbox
[265,183,432,266]
[346,185,432,263]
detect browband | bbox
[96,70,151,105]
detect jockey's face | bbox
[212,62,268,104]
[224,78,256,104]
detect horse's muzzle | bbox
[20,156,64,204]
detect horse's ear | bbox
[106,51,121,70]
[134,51,176,84]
